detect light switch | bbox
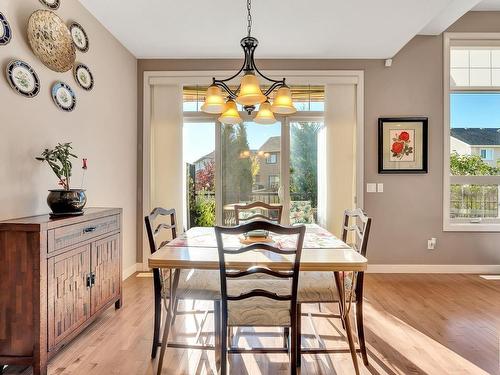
[366,183,377,193]
[377,183,384,193]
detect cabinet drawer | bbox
[48,215,119,253]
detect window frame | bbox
[266,153,277,164]
[444,33,500,231]
[268,174,280,188]
[480,148,493,161]
[142,70,365,267]
[184,111,324,226]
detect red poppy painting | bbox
[378,117,428,174]
[389,129,415,162]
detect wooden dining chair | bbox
[234,201,283,224]
[296,208,372,369]
[215,221,306,375]
[144,208,222,374]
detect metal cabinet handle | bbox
[86,272,96,288]
[86,274,92,289]
[83,226,97,233]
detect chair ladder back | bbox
[144,207,178,255]
[215,220,305,317]
[341,208,372,298]
[234,201,283,225]
[341,208,372,257]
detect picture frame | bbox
[378,117,428,174]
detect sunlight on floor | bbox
[363,302,491,374]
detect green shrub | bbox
[193,190,216,227]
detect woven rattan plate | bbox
[27,10,75,73]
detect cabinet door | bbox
[48,244,91,350]
[91,234,120,314]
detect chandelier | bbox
[201,0,297,125]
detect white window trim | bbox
[479,148,493,160]
[444,33,500,231]
[142,70,365,267]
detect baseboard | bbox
[123,263,140,280]
[367,264,500,274]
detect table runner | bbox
[167,224,350,250]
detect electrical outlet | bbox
[427,238,437,250]
[377,183,384,193]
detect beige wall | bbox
[137,11,500,265]
[0,0,137,274]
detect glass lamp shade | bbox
[254,101,277,124]
[218,99,242,125]
[201,85,226,114]
[236,73,267,106]
[271,86,297,114]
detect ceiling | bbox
[78,0,499,59]
[473,0,500,10]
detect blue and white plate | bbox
[69,22,89,52]
[0,12,12,45]
[6,60,40,97]
[52,81,76,112]
[39,0,60,10]
[74,63,94,91]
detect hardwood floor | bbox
[3,274,500,375]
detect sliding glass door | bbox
[184,118,326,227]
[220,121,282,225]
[289,120,323,224]
[183,120,216,227]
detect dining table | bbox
[148,224,368,373]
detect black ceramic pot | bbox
[47,189,87,214]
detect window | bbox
[450,47,500,88]
[444,34,500,230]
[183,84,327,227]
[268,175,280,189]
[289,121,323,224]
[221,121,282,225]
[266,153,277,164]
[183,121,216,227]
[480,148,494,160]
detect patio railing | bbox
[450,185,499,218]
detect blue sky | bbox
[451,93,500,129]
[183,122,280,164]
[183,93,500,162]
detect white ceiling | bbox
[78,0,499,59]
[473,0,500,10]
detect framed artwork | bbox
[378,117,428,174]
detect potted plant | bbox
[36,142,88,215]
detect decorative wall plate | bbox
[6,60,40,98]
[27,10,75,73]
[69,22,89,52]
[52,81,76,112]
[39,0,60,10]
[0,12,12,45]
[74,63,94,90]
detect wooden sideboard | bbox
[0,208,123,375]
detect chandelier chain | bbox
[247,0,252,37]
